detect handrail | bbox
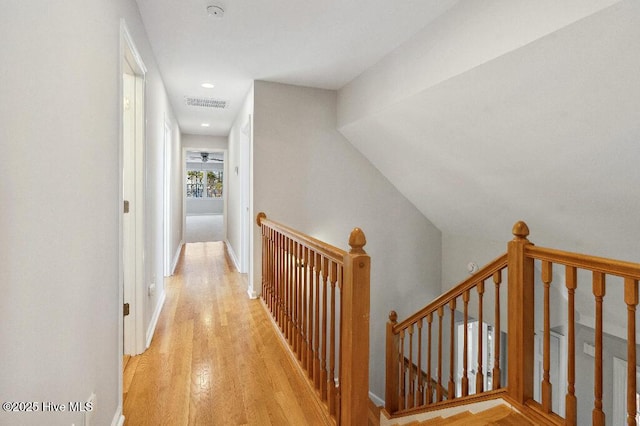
[526,245,640,280]
[385,220,640,426]
[256,212,370,426]
[257,212,346,264]
[394,253,508,331]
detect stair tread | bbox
[395,404,536,426]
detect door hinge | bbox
[124,200,130,214]
[123,303,130,317]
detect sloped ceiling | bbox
[338,0,640,261]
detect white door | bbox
[533,331,565,416]
[239,116,251,273]
[122,68,136,355]
[456,321,495,396]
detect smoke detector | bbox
[207,5,224,17]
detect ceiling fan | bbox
[187,152,223,163]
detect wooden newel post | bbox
[340,228,370,426]
[507,221,535,404]
[385,311,399,413]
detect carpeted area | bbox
[185,214,224,243]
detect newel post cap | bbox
[512,221,530,240]
[348,228,367,254]
[256,212,266,226]
[389,310,398,323]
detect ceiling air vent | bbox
[185,96,228,109]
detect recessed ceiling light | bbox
[201,83,215,89]
[201,123,210,127]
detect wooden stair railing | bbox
[386,253,508,413]
[386,221,640,426]
[256,213,370,426]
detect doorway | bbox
[184,150,226,243]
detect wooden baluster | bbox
[328,261,338,414]
[437,306,444,402]
[268,229,276,312]
[542,261,553,413]
[283,234,288,333]
[293,241,299,353]
[592,272,606,426]
[298,241,304,356]
[307,250,316,379]
[462,290,469,397]
[476,281,485,394]
[385,311,399,413]
[427,313,433,404]
[273,230,282,330]
[261,224,266,297]
[301,246,308,368]
[408,323,415,409]
[287,239,295,348]
[493,271,502,390]
[565,265,577,426]
[296,242,302,358]
[400,329,405,410]
[506,221,534,405]
[625,278,638,426]
[314,252,321,389]
[417,318,423,407]
[448,299,456,399]
[320,256,329,401]
[279,233,285,331]
[336,264,343,419]
[262,225,273,315]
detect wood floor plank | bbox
[123,242,330,425]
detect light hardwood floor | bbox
[123,242,331,425]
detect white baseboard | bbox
[146,290,166,348]
[369,391,384,407]
[111,410,125,426]
[247,288,259,299]
[225,239,241,271]
[170,241,184,275]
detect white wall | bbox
[226,87,254,273]
[0,1,178,425]
[186,199,223,215]
[182,133,228,151]
[252,81,442,399]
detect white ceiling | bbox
[135,0,458,136]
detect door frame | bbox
[119,19,147,363]
[163,120,172,276]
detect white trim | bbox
[247,288,259,299]
[225,239,241,271]
[163,120,172,277]
[120,18,148,357]
[146,290,167,348]
[369,391,384,408]
[111,410,125,426]
[171,240,183,275]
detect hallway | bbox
[122,242,330,425]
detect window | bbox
[186,170,204,198]
[186,169,223,198]
[207,171,223,198]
